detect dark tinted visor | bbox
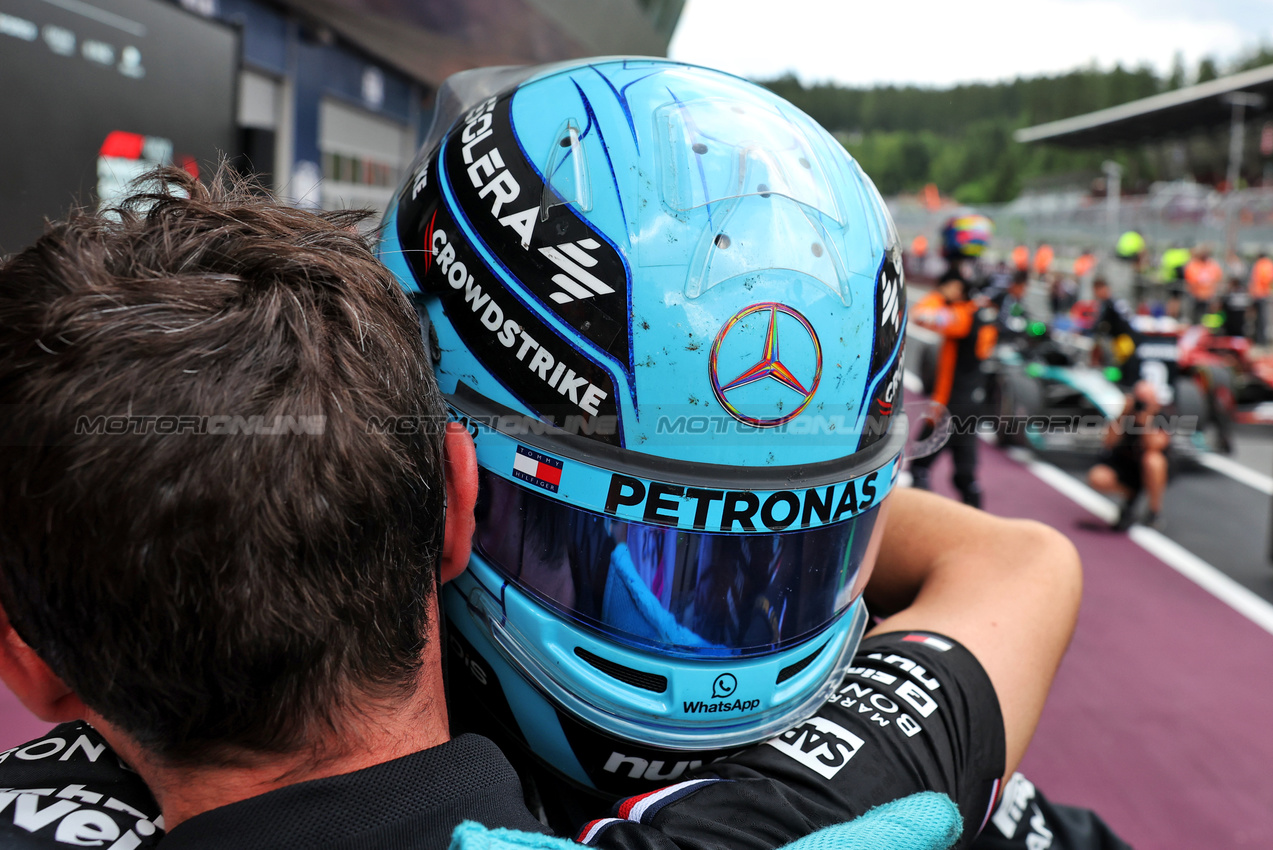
[474,470,884,659]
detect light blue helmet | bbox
[378,58,906,804]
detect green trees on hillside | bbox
[761,51,1267,202]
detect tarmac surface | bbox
[917,427,1273,849]
[1041,425,1273,605]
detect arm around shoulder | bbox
[864,489,1082,779]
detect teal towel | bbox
[449,791,961,849]
[776,792,963,850]
[449,822,579,850]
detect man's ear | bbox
[439,423,479,585]
[0,603,90,723]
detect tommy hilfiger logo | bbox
[538,239,615,303]
[512,446,564,492]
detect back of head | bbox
[0,168,446,764]
[379,58,905,807]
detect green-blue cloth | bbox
[774,792,962,850]
[448,791,962,850]
[449,821,580,850]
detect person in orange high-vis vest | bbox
[1012,244,1030,272]
[911,269,997,507]
[1073,251,1096,279]
[1250,253,1272,344]
[907,234,930,280]
[1033,244,1054,276]
[1184,246,1223,323]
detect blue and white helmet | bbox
[379,58,906,801]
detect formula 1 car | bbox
[1177,325,1273,424]
[982,321,1234,456]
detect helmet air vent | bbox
[574,647,668,693]
[775,642,826,684]
[541,119,592,221]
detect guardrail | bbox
[890,185,1273,259]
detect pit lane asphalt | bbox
[1230,422,1273,476]
[906,410,1273,849]
[1038,425,1273,601]
[905,306,1273,598]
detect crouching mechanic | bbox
[0,62,1084,850]
[1087,381,1170,531]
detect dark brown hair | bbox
[0,167,445,764]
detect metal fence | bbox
[889,183,1273,265]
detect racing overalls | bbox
[911,291,997,507]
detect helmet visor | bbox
[474,470,884,659]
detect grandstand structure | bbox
[1014,63,1273,152]
[975,63,1273,257]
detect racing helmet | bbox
[941,213,993,259]
[378,58,907,804]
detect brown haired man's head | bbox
[0,168,477,813]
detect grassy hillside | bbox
[760,49,1273,202]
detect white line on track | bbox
[1195,452,1273,495]
[1003,447,1273,637]
[1128,528,1273,636]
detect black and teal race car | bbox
[909,319,1233,457]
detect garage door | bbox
[318,98,411,214]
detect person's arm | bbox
[913,298,974,339]
[579,489,1078,850]
[1102,396,1133,449]
[863,488,1082,780]
[1142,423,1170,453]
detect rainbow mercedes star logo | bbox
[709,303,822,427]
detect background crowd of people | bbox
[907,234,1273,346]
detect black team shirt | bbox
[0,633,1004,850]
